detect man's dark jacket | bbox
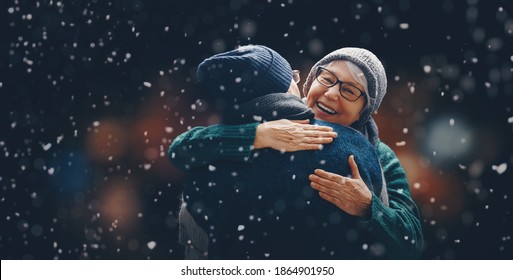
[182,94,384,259]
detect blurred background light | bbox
[425,117,472,162]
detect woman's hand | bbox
[253,119,338,152]
[309,155,372,218]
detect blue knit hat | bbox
[197,45,293,105]
[302,47,387,146]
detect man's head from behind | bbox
[196,45,298,106]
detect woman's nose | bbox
[324,86,340,100]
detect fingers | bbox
[266,119,337,152]
[348,155,361,179]
[310,181,340,197]
[294,134,337,146]
[313,169,344,182]
[289,131,338,150]
[289,120,336,133]
[301,124,336,132]
[290,119,310,124]
[309,173,340,187]
[302,136,335,145]
[287,139,327,151]
[301,130,338,138]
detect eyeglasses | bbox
[315,66,365,102]
[292,70,301,84]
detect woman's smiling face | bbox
[306,61,366,126]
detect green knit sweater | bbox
[169,122,424,259]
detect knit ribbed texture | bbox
[197,45,293,106]
[302,47,387,146]
[168,123,257,170]
[365,142,424,259]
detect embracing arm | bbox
[168,120,337,170]
[365,142,424,259]
[307,140,423,258]
[168,123,258,170]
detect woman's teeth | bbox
[317,102,336,115]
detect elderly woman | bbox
[169,47,423,259]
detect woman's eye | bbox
[342,88,356,95]
[321,77,334,83]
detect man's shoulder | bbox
[312,120,369,142]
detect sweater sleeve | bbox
[364,142,424,259]
[167,123,259,170]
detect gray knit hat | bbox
[197,45,293,105]
[302,47,387,146]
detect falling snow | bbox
[42,143,52,151]
[1,0,511,261]
[396,141,406,146]
[399,23,410,29]
[147,241,157,250]
[492,163,508,175]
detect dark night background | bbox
[1,0,512,259]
